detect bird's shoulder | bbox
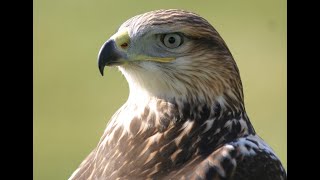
[174,135,287,180]
[229,135,287,180]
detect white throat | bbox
[118,64,188,104]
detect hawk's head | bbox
[98,9,243,107]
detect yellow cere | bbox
[112,28,130,51]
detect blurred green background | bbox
[33,0,287,179]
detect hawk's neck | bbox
[110,96,256,149]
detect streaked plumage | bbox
[69,9,286,180]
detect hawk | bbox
[69,9,286,180]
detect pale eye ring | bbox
[162,33,183,48]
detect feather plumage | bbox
[69,9,286,180]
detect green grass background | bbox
[33,0,287,179]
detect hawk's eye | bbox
[162,33,183,48]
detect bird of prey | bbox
[69,9,286,180]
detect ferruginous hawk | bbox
[69,9,287,180]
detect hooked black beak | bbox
[98,40,123,76]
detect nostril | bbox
[121,43,128,49]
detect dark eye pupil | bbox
[168,37,175,44]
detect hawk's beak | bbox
[98,40,124,76]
